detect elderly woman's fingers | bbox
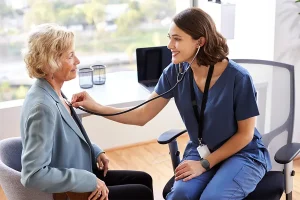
[88,188,98,200]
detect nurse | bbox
[71,7,272,200]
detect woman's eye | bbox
[174,38,181,41]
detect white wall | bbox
[176,0,192,13]
[200,0,276,60]
[0,101,23,139]
[274,0,300,141]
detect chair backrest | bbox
[0,137,22,172]
[0,137,53,200]
[233,59,295,171]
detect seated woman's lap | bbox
[166,154,266,200]
[165,155,217,200]
[108,184,153,200]
[201,154,266,200]
[94,169,154,200]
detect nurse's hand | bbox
[71,91,100,112]
[174,160,206,182]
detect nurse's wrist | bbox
[200,158,210,171]
[95,103,104,112]
[205,155,217,169]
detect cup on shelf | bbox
[78,67,93,89]
[91,65,106,85]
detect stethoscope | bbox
[67,47,201,116]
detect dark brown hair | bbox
[173,7,229,66]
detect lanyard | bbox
[189,65,214,145]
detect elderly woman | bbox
[20,23,153,200]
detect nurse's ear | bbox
[196,37,206,48]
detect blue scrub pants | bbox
[166,154,266,200]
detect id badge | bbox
[197,145,211,159]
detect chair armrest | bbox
[275,143,300,164]
[157,129,187,144]
[53,192,91,200]
[53,193,68,200]
[66,192,91,200]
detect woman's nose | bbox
[167,40,173,50]
[75,56,80,65]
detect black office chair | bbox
[158,59,300,200]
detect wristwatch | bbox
[200,158,210,171]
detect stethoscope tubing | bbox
[71,47,200,116]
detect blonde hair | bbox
[23,23,74,78]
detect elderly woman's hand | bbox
[88,178,109,200]
[71,91,99,112]
[97,153,110,177]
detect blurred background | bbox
[0,0,176,102]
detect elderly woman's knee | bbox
[141,171,153,182]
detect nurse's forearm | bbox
[206,131,253,169]
[91,92,169,126]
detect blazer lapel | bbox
[35,79,88,144]
[56,102,88,144]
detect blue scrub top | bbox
[155,59,272,171]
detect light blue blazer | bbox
[20,78,104,193]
